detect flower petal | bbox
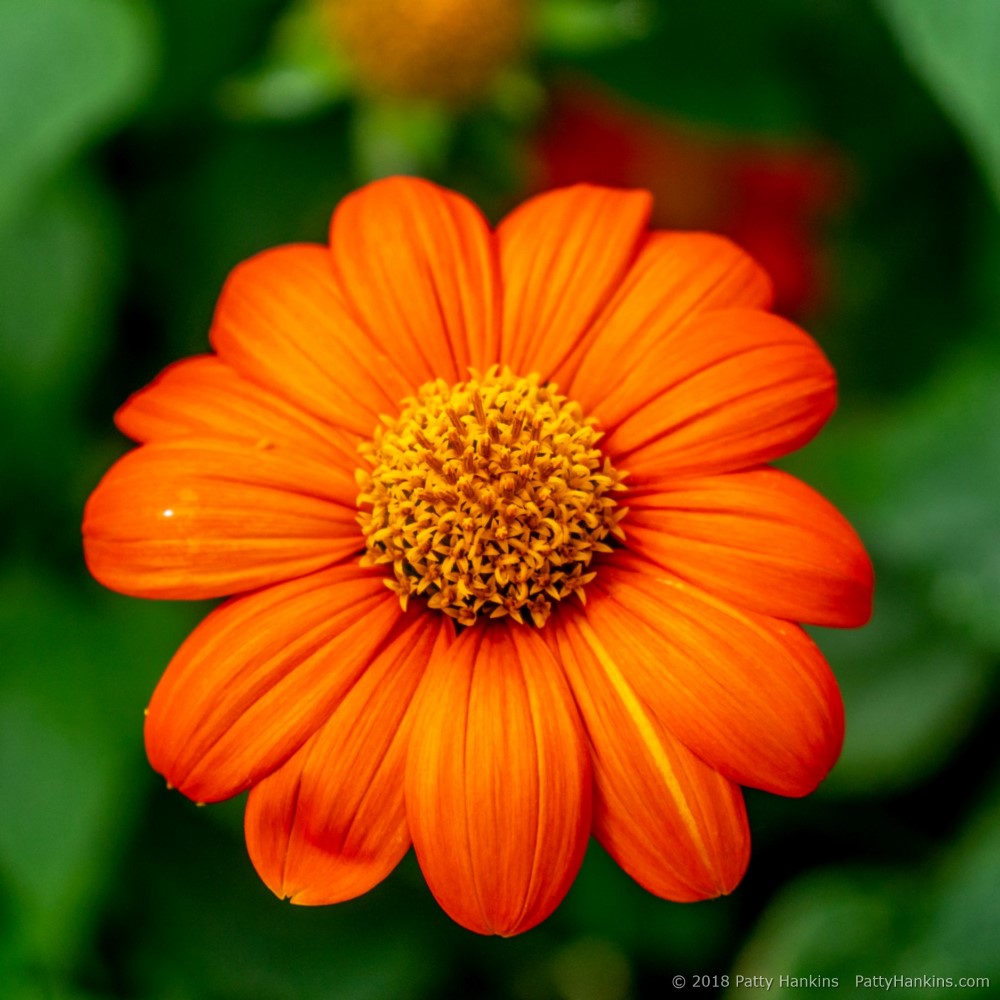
[144,563,403,802]
[210,244,410,438]
[405,625,591,936]
[83,438,360,599]
[627,467,873,627]
[587,556,844,797]
[328,176,501,380]
[497,184,651,376]
[115,355,359,468]
[559,231,773,407]
[600,308,836,481]
[547,609,750,901]
[245,611,450,905]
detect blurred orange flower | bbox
[533,83,846,317]
[83,177,872,935]
[322,0,527,104]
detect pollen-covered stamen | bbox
[357,366,627,627]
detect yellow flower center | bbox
[322,0,528,105]
[357,367,626,628]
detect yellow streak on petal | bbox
[573,615,714,874]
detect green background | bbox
[2,0,998,997]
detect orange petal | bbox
[559,231,772,406]
[144,563,403,802]
[245,611,450,905]
[600,308,836,481]
[328,176,501,380]
[210,244,410,438]
[587,556,844,797]
[83,438,360,599]
[496,184,651,377]
[405,625,591,936]
[627,467,873,627]
[116,355,359,469]
[547,609,749,901]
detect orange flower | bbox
[83,178,872,936]
[322,0,528,105]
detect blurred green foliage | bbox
[731,768,1000,997]
[1,0,998,997]
[0,0,153,226]
[878,0,1000,207]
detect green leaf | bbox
[878,0,1000,207]
[217,0,351,122]
[787,353,1000,655]
[729,868,910,996]
[0,172,122,510]
[0,568,199,967]
[783,373,1000,792]
[0,966,117,1000]
[0,0,154,226]
[864,359,1000,652]
[815,574,994,796]
[537,0,653,53]
[0,173,120,413]
[126,813,448,1000]
[732,771,1000,992]
[141,0,279,122]
[902,773,1000,979]
[351,101,455,181]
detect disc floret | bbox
[357,366,627,627]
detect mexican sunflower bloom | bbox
[322,0,527,105]
[83,177,873,936]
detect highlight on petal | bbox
[560,231,773,406]
[548,610,750,901]
[115,355,359,469]
[496,184,652,376]
[83,438,360,600]
[405,625,592,936]
[328,176,501,379]
[144,564,403,803]
[587,556,845,797]
[245,612,452,905]
[600,308,836,481]
[627,467,873,627]
[211,244,412,437]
